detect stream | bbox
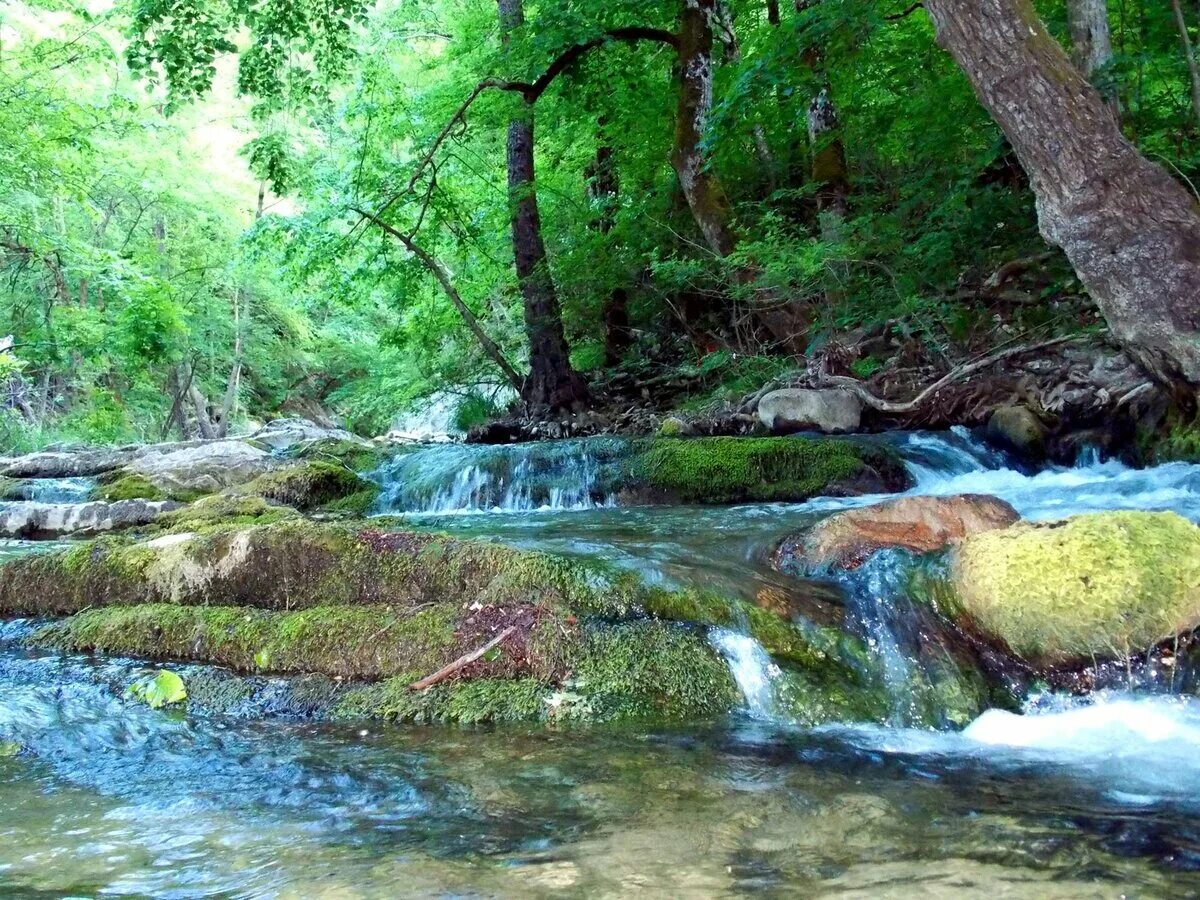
[4,429,1200,896]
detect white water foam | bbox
[709,628,781,720]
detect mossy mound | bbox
[154,495,300,531]
[96,473,168,502]
[622,437,908,504]
[950,511,1200,667]
[285,438,388,474]
[239,460,371,512]
[0,519,909,726]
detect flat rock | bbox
[0,499,182,538]
[130,441,278,493]
[0,447,134,478]
[758,388,862,434]
[775,494,1020,573]
[250,418,370,452]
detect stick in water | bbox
[408,626,517,691]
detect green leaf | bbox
[129,670,188,710]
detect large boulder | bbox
[250,418,370,453]
[130,440,277,493]
[0,499,182,538]
[985,405,1047,459]
[776,494,1020,573]
[949,511,1200,667]
[622,436,909,504]
[758,388,862,434]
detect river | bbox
[3,429,1200,896]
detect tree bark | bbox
[1066,0,1118,117]
[586,144,632,366]
[497,0,588,408]
[923,0,1200,387]
[807,85,849,243]
[673,0,740,257]
[1170,0,1200,129]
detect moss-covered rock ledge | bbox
[618,436,909,504]
[0,520,931,726]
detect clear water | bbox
[5,430,1200,895]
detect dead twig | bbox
[408,626,517,691]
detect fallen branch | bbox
[408,626,517,692]
[819,334,1085,414]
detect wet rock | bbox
[0,499,182,538]
[250,417,370,453]
[758,388,862,434]
[129,440,277,493]
[949,511,1200,667]
[237,460,373,512]
[0,446,133,478]
[775,494,1019,573]
[985,405,1047,459]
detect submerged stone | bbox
[950,511,1200,667]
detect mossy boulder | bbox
[621,436,908,504]
[239,460,372,512]
[0,519,915,726]
[154,494,300,531]
[949,511,1200,667]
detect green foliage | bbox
[128,669,188,709]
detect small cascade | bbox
[709,629,782,720]
[373,438,629,514]
[26,477,95,504]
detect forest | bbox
[2,0,1200,448]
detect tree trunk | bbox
[1170,0,1200,129]
[923,0,1200,386]
[1066,0,1113,76]
[497,0,588,409]
[672,0,740,257]
[1066,0,1118,117]
[807,85,849,243]
[586,144,632,366]
[714,1,778,188]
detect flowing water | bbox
[5,430,1200,895]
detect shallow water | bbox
[5,429,1200,896]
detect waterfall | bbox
[709,628,782,720]
[372,438,629,515]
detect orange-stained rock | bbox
[774,494,1020,573]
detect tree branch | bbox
[408,626,517,691]
[353,207,525,392]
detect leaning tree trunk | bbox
[923,0,1200,387]
[497,0,588,408]
[672,0,740,257]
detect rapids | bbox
[4,428,1200,894]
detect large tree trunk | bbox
[807,85,848,243]
[672,0,740,257]
[497,0,588,408]
[923,0,1200,387]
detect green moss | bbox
[0,477,26,501]
[565,621,738,722]
[624,437,906,504]
[34,602,461,680]
[96,473,167,502]
[286,438,387,474]
[319,485,381,516]
[335,676,550,725]
[1141,412,1200,464]
[155,495,300,531]
[240,461,368,511]
[952,511,1200,666]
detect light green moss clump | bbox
[155,495,300,531]
[952,511,1200,666]
[625,437,907,504]
[96,473,167,502]
[240,461,369,511]
[286,438,387,474]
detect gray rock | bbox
[758,388,863,434]
[250,418,369,452]
[985,405,1047,459]
[0,499,181,538]
[0,447,133,478]
[131,440,278,493]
